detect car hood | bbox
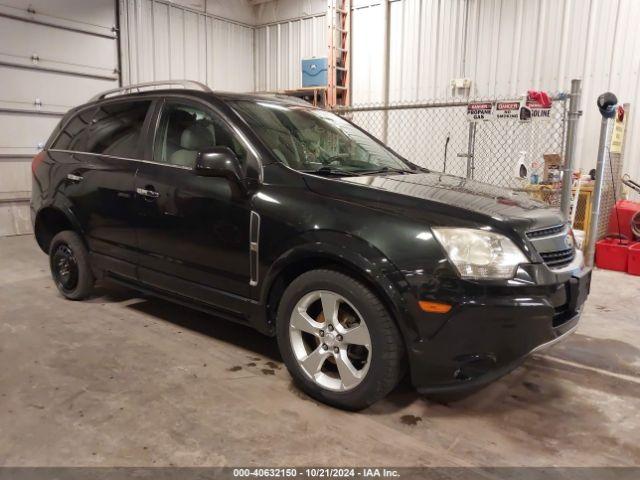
[305,171,563,230]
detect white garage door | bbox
[0,0,119,236]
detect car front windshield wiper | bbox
[300,166,361,177]
[358,166,418,175]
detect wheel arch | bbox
[260,238,416,342]
[33,206,83,253]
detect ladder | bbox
[327,0,351,108]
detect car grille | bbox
[525,224,565,239]
[539,248,575,268]
[526,224,576,270]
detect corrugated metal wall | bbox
[120,0,254,91]
[387,0,468,102]
[254,14,327,91]
[0,0,119,236]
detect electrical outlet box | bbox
[451,78,472,89]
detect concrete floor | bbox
[1,234,639,467]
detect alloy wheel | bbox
[289,290,372,391]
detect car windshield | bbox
[230,100,414,175]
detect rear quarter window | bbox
[50,107,96,151]
[85,100,151,159]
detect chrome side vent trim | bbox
[249,211,260,286]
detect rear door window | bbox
[85,100,151,159]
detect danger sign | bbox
[467,102,494,122]
[526,99,552,120]
[495,101,520,120]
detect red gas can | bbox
[608,200,640,241]
[628,243,640,276]
[595,237,630,272]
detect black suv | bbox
[31,81,590,410]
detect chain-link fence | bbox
[335,95,569,206]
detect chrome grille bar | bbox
[526,224,576,270]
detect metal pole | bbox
[466,122,476,179]
[584,92,618,267]
[381,0,391,143]
[560,79,582,219]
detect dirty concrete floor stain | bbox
[1,235,640,467]
[400,414,423,426]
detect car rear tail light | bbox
[31,151,46,174]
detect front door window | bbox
[154,102,247,168]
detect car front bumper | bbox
[405,262,592,394]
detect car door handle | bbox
[136,187,160,199]
[66,173,83,183]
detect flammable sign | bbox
[526,99,552,120]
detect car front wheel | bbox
[276,269,405,410]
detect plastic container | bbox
[607,200,640,241]
[595,237,630,272]
[628,242,640,276]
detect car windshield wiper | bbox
[358,166,418,175]
[301,166,361,177]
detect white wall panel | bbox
[0,0,117,35]
[208,18,255,90]
[0,114,62,157]
[0,16,117,79]
[205,0,255,25]
[388,0,467,102]
[254,14,326,91]
[254,0,326,24]
[152,0,255,24]
[120,0,254,91]
[351,4,385,103]
[0,67,116,114]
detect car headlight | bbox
[432,228,529,280]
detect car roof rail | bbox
[90,80,212,102]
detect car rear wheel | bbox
[276,269,405,410]
[49,230,94,300]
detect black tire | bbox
[276,269,405,410]
[49,230,94,300]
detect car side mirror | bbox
[194,147,242,183]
